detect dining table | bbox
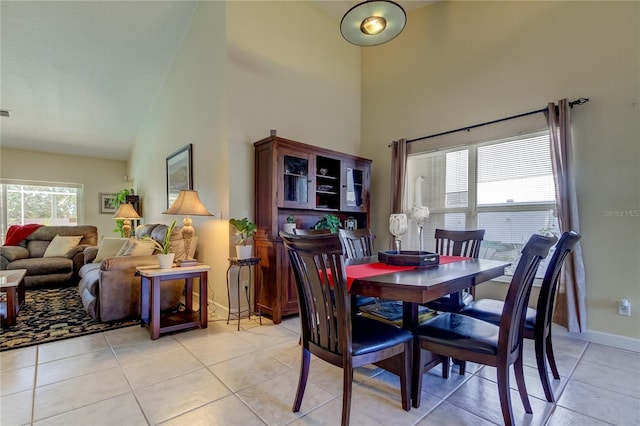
[346,255,511,404]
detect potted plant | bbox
[314,214,341,233]
[283,215,296,234]
[144,220,176,268]
[229,217,257,259]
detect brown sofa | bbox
[78,223,193,322]
[0,225,98,288]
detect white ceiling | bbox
[0,1,433,161]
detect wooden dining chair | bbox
[459,231,581,402]
[338,228,376,259]
[412,233,557,426]
[423,229,486,312]
[280,231,413,426]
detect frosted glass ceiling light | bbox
[341,0,406,46]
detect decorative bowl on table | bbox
[378,250,440,267]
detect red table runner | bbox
[345,256,468,289]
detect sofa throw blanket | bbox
[3,224,43,246]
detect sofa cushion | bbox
[93,237,129,263]
[0,245,29,262]
[117,238,156,256]
[43,235,83,257]
[10,256,73,275]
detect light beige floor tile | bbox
[36,348,118,387]
[159,394,264,426]
[134,368,231,425]
[445,375,554,425]
[545,405,611,426]
[571,358,640,399]
[417,400,498,425]
[33,392,147,426]
[304,360,384,396]
[520,338,583,378]
[186,333,259,366]
[0,346,36,371]
[581,343,640,373]
[171,320,239,346]
[208,349,291,392]
[122,346,204,389]
[418,364,475,400]
[477,361,568,403]
[237,370,334,425]
[237,322,299,349]
[264,339,305,370]
[557,379,640,425]
[290,396,385,426]
[33,366,131,421]
[0,389,32,426]
[279,315,301,334]
[37,333,110,364]
[110,336,184,366]
[0,365,35,396]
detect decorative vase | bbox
[157,253,175,269]
[236,245,253,259]
[282,223,296,234]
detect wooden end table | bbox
[0,269,27,328]
[137,264,210,340]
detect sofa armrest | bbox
[1,245,30,263]
[83,246,99,264]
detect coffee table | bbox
[0,269,27,328]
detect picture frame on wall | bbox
[166,143,193,208]
[99,193,118,214]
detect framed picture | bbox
[166,143,193,208]
[99,193,118,214]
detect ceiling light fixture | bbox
[340,0,406,47]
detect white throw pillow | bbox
[43,235,83,258]
[117,238,156,256]
[93,237,129,263]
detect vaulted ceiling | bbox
[0,1,431,161]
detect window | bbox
[406,131,559,277]
[0,180,84,242]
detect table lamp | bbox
[164,190,213,266]
[113,203,141,238]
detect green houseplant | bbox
[314,214,341,233]
[283,215,296,234]
[230,217,257,259]
[143,220,176,268]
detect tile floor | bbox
[1,314,639,426]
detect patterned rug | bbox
[1,286,139,352]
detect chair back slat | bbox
[499,234,557,357]
[536,231,581,333]
[281,232,351,357]
[434,229,485,258]
[339,228,375,259]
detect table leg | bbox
[185,277,193,311]
[150,277,161,340]
[200,272,208,329]
[140,277,150,326]
[236,268,241,331]
[226,264,233,326]
[5,287,16,326]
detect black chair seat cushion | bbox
[351,316,412,356]
[460,298,536,331]
[416,312,500,356]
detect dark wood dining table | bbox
[346,255,510,404]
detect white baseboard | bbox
[555,325,640,353]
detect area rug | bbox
[1,286,139,352]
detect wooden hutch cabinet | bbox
[254,134,372,323]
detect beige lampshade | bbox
[163,190,212,216]
[113,203,141,219]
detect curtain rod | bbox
[395,97,589,145]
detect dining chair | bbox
[459,231,581,402]
[280,231,413,426]
[412,233,557,426]
[423,229,486,312]
[339,228,376,259]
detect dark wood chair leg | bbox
[496,364,515,426]
[536,334,555,402]
[342,364,354,426]
[412,345,425,409]
[293,349,311,412]
[546,333,560,379]
[441,356,450,379]
[458,359,466,375]
[514,355,532,413]
[400,341,412,411]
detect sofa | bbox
[0,225,98,289]
[78,223,195,322]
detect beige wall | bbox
[0,147,128,240]
[361,1,639,341]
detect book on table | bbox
[359,300,436,326]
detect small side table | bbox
[226,257,262,331]
[0,269,26,328]
[137,264,210,340]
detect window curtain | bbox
[546,99,587,333]
[390,139,407,248]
